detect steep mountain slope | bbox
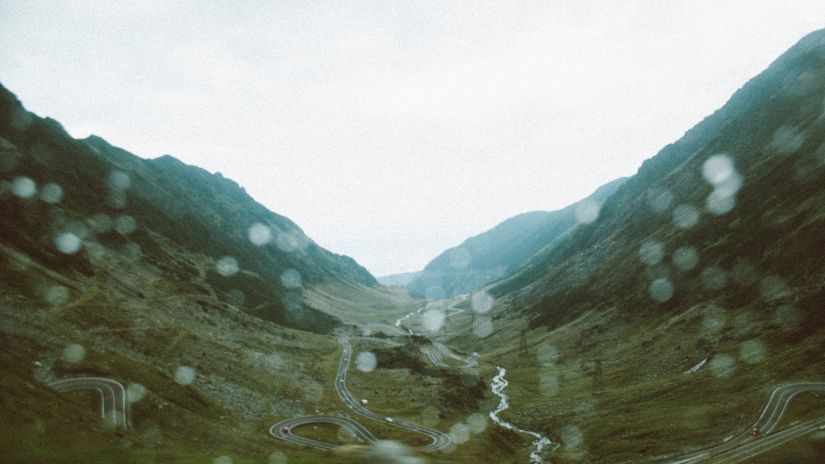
[407,178,626,299]
[377,271,421,287]
[432,28,825,464]
[0,83,385,333]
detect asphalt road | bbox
[49,377,129,431]
[270,337,452,452]
[663,382,825,463]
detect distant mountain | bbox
[377,271,421,287]
[488,28,825,331]
[0,83,379,333]
[407,178,626,299]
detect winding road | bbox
[49,377,129,431]
[662,382,825,463]
[270,337,452,452]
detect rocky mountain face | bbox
[0,83,378,333]
[407,178,626,299]
[489,29,825,332]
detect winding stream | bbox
[490,366,557,463]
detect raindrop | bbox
[87,213,113,233]
[702,307,727,332]
[44,285,70,305]
[639,240,665,266]
[279,268,302,289]
[731,260,759,285]
[759,275,789,302]
[706,190,736,215]
[770,126,806,155]
[355,352,377,372]
[268,451,288,464]
[739,339,766,364]
[10,176,36,198]
[466,413,487,434]
[709,354,735,378]
[673,204,699,229]
[227,289,245,307]
[274,229,308,252]
[174,366,196,385]
[422,309,446,332]
[702,154,736,186]
[672,246,699,271]
[700,266,727,290]
[248,223,272,246]
[470,291,494,314]
[561,425,584,450]
[62,344,86,363]
[575,200,601,224]
[216,256,239,277]
[54,232,82,254]
[114,215,137,235]
[449,423,471,444]
[122,243,142,261]
[39,182,63,204]
[647,187,673,214]
[126,383,147,403]
[107,170,131,191]
[213,456,232,464]
[649,278,674,303]
[773,305,801,332]
[539,369,560,396]
[472,316,493,338]
[448,247,472,269]
[537,345,560,366]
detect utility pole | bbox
[592,358,604,396]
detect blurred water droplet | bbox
[448,247,472,269]
[279,268,302,289]
[39,182,63,204]
[647,187,673,214]
[770,126,806,155]
[62,344,86,363]
[561,425,584,450]
[126,383,147,403]
[706,189,737,215]
[107,170,131,190]
[216,256,239,277]
[54,232,82,254]
[575,200,600,224]
[773,305,801,332]
[673,204,699,229]
[701,266,727,290]
[87,213,113,233]
[702,154,736,186]
[709,354,735,378]
[355,351,377,372]
[739,339,766,364]
[268,451,288,464]
[702,307,727,332]
[274,229,308,252]
[44,285,70,305]
[470,291,494,314]
[213,456,232,464]
[449,423,471,444]
[731,260,759,285]
[537,345,560,366]
[467,413,487,434]
[248,223,272,246]
[649,278,674,303]
[639,240,665,266]
[114,215,137,235]
[759,275,790,302]
[472,316,493,338]
[672,245,699,271]
[539,369,560,397]
[422,309,445,332]
[10,176,36,198]
[174,366,196,385]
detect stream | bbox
[490,366,557,463]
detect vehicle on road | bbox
[281,426,289,433]
[385,417,394,423]
[750,427,760,436]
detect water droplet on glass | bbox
[54,232,82,254]
[672,245,699,271]
[470,291,494,313]
[10,176,36,198]
[422,309,446,332]
[126,383,147,403]
[673,204,699,229]
[107,170,131,191]
[355,351,377,372]
[449,423,471,444]
[709,354,735,378]
[268,451,288,464]
[537,345,560,366]
[279,268,302,289]
[216,256,239,277]
[649,278,674,303]
[739,339,766,364]
[539,369,560,396]
[770,126,806,155]
[466,413,487,434]
[39,182,63,204]
[561,425,584,450]
[575,200,601,224]
[702,153,736,186]
[62,344,86,363]
[700,266,727,290]
[114,215,137,235]
[647,187,673,214]
[174,366,196,385]
[706,189,737,215]
[213,456,233,464]
[773,305,801,332]
[87,213,113,233]
[472,316,493,338]
[759,275,789,302]
[44,285,70,305]
[639,240,665,266]
[248,223,272,246]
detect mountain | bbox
[377,271,421,287]
[435,28,825,463]
[0,83,387,334]
[407,178,626,299]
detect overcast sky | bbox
[1,1,821,276]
